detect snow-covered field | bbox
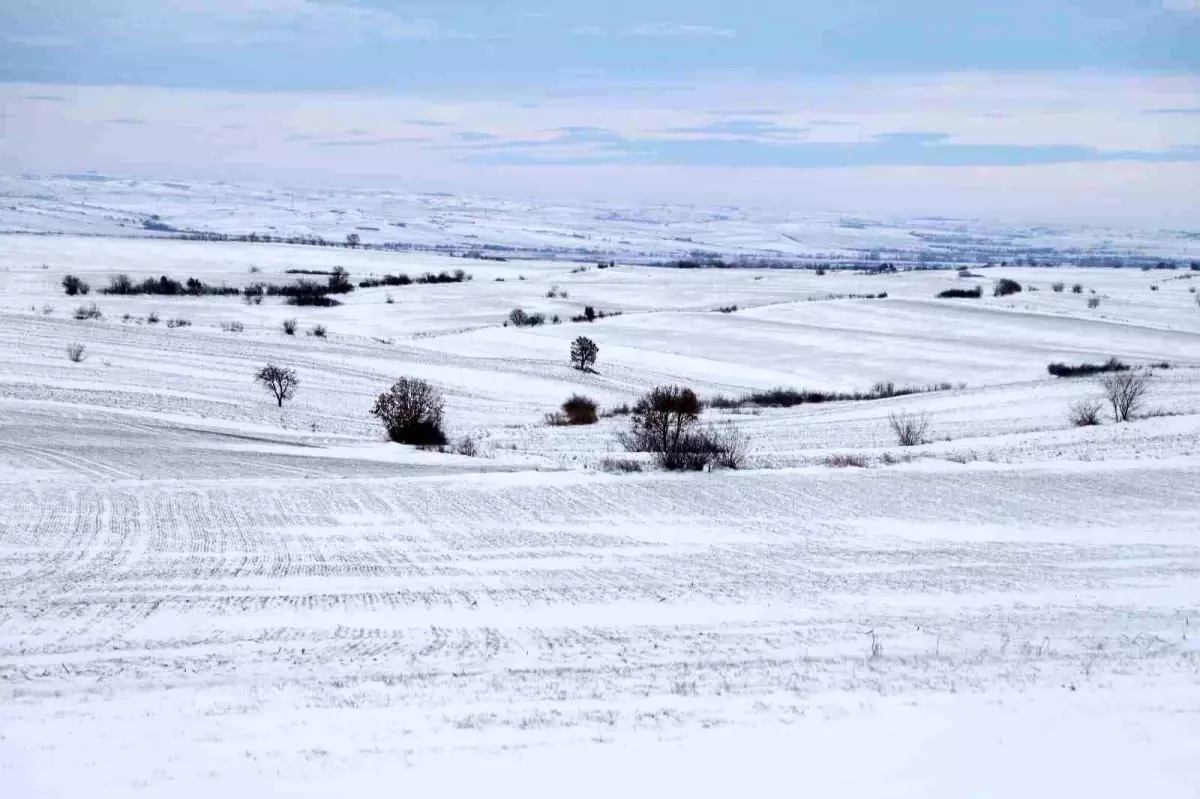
[2,226,1200,797]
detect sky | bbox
[1,0,1198,223]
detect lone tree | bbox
[371,377,447,446]
[345,233,360,249]
[570,336,599,371]
[1101,369,1152,422]
[256,364,298,408]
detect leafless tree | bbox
[256,364,298,408]
[1101,369,1152,422]
[889,411,931,446]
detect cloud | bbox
[466,127,1200,170]
[664,118,809,141]
[570,25,606,37]
[455,131,499,142]
[22,94,66,101]
[620,23,735,38]
[405,119,452,127]
[1142,107,1200,115]
[109,117,148,125]
[312,136,428,148]
[1162,0,1199,11]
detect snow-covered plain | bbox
[1,210,1200,797]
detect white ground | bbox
[1,231,1199,797]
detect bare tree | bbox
[345,233,360,249]
[1101,369,1152,422]
[256,364,298,408]
[570,336,599,371]
[889,411,931,446]
[371,377,446,446]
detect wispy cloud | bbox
[108,117,148,125]
[22,94,66,101]
[312,136,429,148]
[664,118,809,141]
[1162,0,1199,11]
[1142,107,1200,115]
[620,23,735,38]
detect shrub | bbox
[562,394,599,425]
[1052,282,1065,292]
[599,457,643,473]
[1087,296,1101,309]
[993,278,1022,297]
[603,402,632,417]
[705,423,748,469]
[220,320,245,333]
[621,385,708,470]
[326,267,353,294]
[937,286,983,299]
[570,336,599,371]
[889,411,931,446]
[1072,284,1084,294]
[452,436,479,457]
[826,454,868,468]
[724,382,949,410]
[255,364,298,407]
[62,275,90,296]
[1067,399,1103,427]
[1101,370,1151,422]
[584,306,596,322]
[73,303,102,320]
[1150,285,1160,292]
[1047,357,1128,378]
[507,308,545,327]
[385,295,394,304]
[544,411,569,426]
[287,295,341,307]
[166,318,191,328]
[41,304,54,315]
[147,311,160,324]
[66,343,87,363]
[310,324,327,338]
[371,377,447,446]
[715,305,739,313]
[282,318,298,335]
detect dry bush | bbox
[452,436,479,457]
[1087,296,1101,309]
[1067,399,1103,427]
[562,394,599,425]
[544,411,569,426]
[1052,282,1065,292]
[1101,370,1152,422]
[621,385,702,466]
[825,454,868,468]
[73,302,102,320]
[705,423,748,469]
[889,411,931,446]
[65,343,87,363]
[282,318,298,335]
[147,311,160,324]
[255,364,298,408]
[371,377,447,446]
[599,457,643,473]
[220,320,245,333]
[309,324,327,338]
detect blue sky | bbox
[1,1,1198,221]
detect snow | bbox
[1,181,1199,797]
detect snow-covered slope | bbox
[1,225,1199,797]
